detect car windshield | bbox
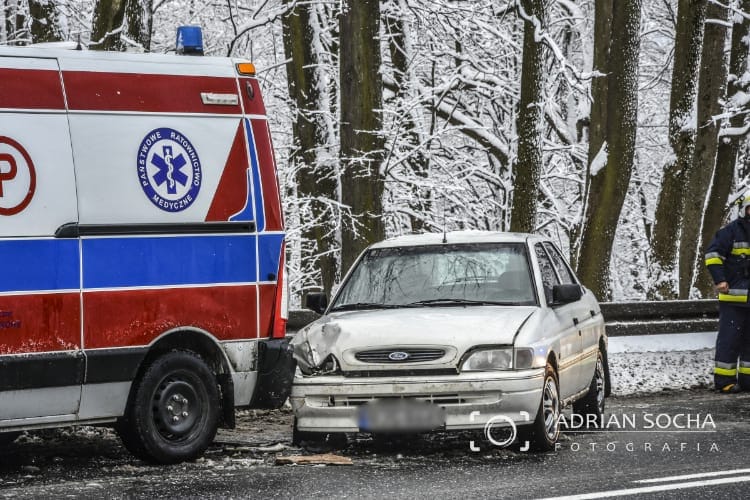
[331,243,537,310]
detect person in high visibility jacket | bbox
[705,193,750,393]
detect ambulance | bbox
[0,29,293,464]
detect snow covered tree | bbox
[3,0,26,44]
[28,0,63,43]
[697,0,750,295]
[650,0,706,299]
[577,0,642,300]
[282,0,339,296]
[678,0,730,298]
[510,0,547,233]
[339,0,385,272]
[90,0,152,51]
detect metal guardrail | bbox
[599,300,718,336]
[287,300,721,337]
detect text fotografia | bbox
[560,412,716,431]
[555,441,719,452]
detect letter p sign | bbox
[0,137,36,216]
[0,153,17,197]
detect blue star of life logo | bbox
[152,145,188,195]
[137,128,202,212]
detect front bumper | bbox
[290,368,544,432]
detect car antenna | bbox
[442,199,447,244]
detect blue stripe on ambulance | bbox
[82,235,258,289]
[228,119,265,232]
[0,239,79,292]
[257,233,284,282]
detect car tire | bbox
[0,431,21,447]
[572,350,606,426]
[518,363,560,452]
[116,350,220,464]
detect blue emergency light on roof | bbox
[176,26,204,56]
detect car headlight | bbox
[461,348,513,371]
[460,347,536,371]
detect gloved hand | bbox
[715,281,729,294]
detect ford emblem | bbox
[388,351,410,361]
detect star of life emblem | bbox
[137,128,201,212]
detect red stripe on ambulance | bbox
[239,77,266,116]
[0,69,65,110]
[250,119,283,231]
[206,121,251,221]
[83,286,258,349]
[0,293,80,354]
[62,71,242,114]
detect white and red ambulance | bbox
[0,36,292,463]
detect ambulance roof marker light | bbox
[236,62,256,76]
[176,26,204,56]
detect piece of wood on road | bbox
[275,453,353,466]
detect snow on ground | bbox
[607,332,716,396]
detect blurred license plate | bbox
[358,399,445,433]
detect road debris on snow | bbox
[275,453,353,466]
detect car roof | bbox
[369,230,538,249]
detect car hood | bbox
[291,306,537,374]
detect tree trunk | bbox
[678,1,730,298]
[384,0,429,233]
[696,0,749,296]
[339,0,385,272]
[282,0,339,296]
[572,0,612,268]
[509,0,546,233]
[4,0,26,45]
[91,0,152,51]
[577,0,642,301]
[28,0,62,43]
[649,0,706,299]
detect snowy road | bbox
[1,390,748,499]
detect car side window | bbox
[543,243,577,285]
[535,243,559,302]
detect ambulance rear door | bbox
[0,54,83,424]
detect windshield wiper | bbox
[329,302,403,312]
[407,298,522,307]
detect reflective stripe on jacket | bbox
[705,218,750,305]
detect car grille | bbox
[328,393,501,407]
[355,348,445,363]
[334,394,466,407]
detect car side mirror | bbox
[305,292,329,315]
[551,284,583,306]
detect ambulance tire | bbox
[117,350,220,464]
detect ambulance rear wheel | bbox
[117,350,220,464]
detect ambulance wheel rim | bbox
[153,374,204,441]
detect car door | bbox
[544,242,599,390]
[0,55,83,423]
[543,242,596,393]
[534,243,581,400]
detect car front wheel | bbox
[518,363,560,452]
[117,350,220,464]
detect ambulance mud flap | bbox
[249,339,296,409]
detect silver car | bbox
[290,231,609,451]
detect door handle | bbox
[573,317,579,326]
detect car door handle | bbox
[573,317,579,326]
